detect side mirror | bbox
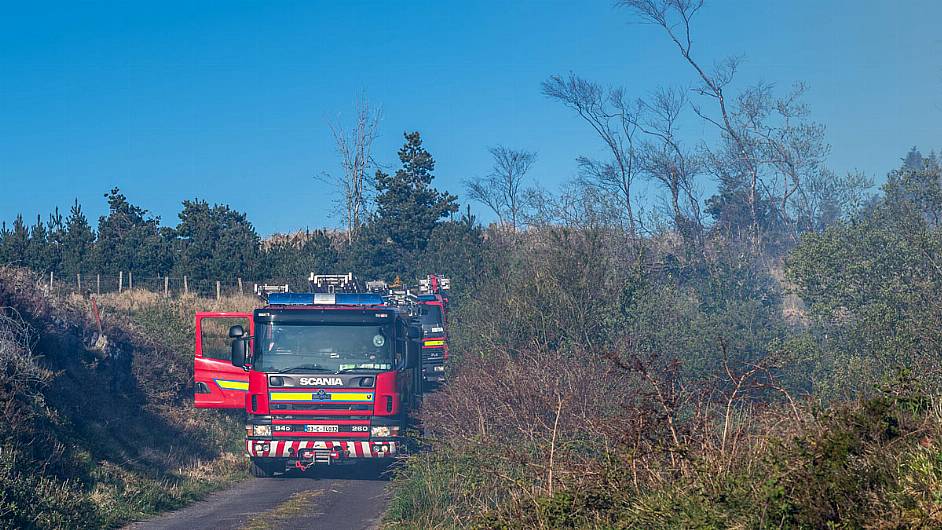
[231,339,247,368]
[408,325,422,340]
[228,325,244,338]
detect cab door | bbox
[194,312,253,409]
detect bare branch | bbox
[327,95,382,243]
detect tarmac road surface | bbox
[126,462,392,530]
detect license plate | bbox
[305,425,338,433]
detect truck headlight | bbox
[371,426,400,437]
[252,425,272,437]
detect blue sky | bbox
[1,0,940,236]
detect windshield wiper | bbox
[334,367,384,374]
[272,364,332,374]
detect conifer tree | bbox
[5,216,30,266]
[374,131,458,253]
[26,214,51,271]
[0,222,8,263]
[95,188,171,278]
[46,208,65,275]
[62,199,96,276]
[171,199,261,288]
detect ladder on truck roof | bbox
[255,283,289,302]
[308,272,362,293]
[418,275,451,295]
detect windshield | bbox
[253,322,394,373]
[419,304,444,330]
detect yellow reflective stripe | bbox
[270,392,312,401]
[269,392,374,402]
[215,379,249,391]
[330,392,373,402]
[423,340,445,347]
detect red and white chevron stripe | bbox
[246,439,397,459]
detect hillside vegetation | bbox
[383,155,942,528]
[1,1,939,528]
[0,267,252,528]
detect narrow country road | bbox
[126,463,392,530]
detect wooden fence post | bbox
[119,271,124,293]
[184,276,189,295]
[128,271,133,290]
[77,273,81,291]
[238,277,243,295]
[216,281,221,300]
[49,271,54,291]
[164,276,170,296]
[96,274,101,296]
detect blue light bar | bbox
[417,294,438,302]
[267,292,314,305]
[267,292,385,306]
[334,293,385,306]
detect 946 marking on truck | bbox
[298,377,343,387]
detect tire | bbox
[250,458,283,477]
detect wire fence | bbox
[40,271,286,299]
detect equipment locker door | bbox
[194,312,253,409]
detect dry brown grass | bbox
[96,289,259,313]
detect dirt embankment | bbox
[0,267,247,529]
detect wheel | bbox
[250,458,283,477]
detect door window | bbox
[200,317,249,360]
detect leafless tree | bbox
[616,0,765,249]
[637,87,704,244]
[327,96,382,243]
[618,0,838,253]
[543,75,643,235]
[465,146,537,231]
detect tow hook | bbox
[297,448,344,469]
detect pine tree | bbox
[903,146,925,170]
[95,188,171,278]
[374,131,458,254]
[418,213,486,295]
[341,222,407,281]
[62,199,96,276]
[26,214,51,271]
[46,208,65,275]
[171,199,261,289]
[4,215,30,266]
[0,222,8,263]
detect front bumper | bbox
[245,438,398,459]
[422,364,446,383]
[422,351,446,383]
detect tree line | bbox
[0,131,483,293]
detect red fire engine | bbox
[416,275,450,384]
[367,274,451,384]
[194,274,424,476]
